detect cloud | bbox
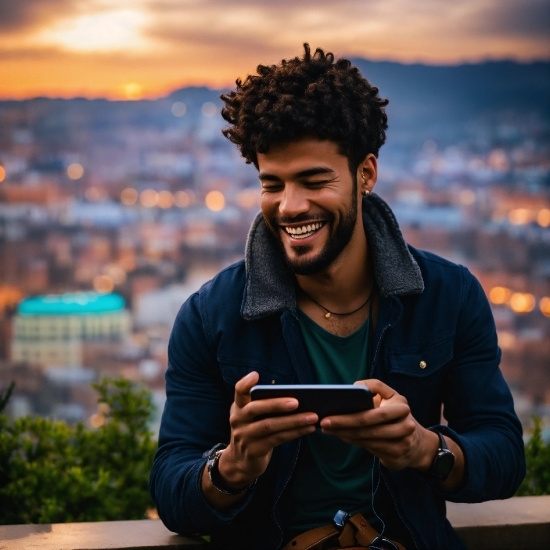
[1,0,548,99]
[143,0,550,60]
[0,0,81,32]
[472,0,550,39]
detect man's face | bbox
[257,138,362,276]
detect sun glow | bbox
[35,10,150,53]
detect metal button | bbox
[271,379,276,384]
[419,360,427,369]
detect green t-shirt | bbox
[286,309,376,539]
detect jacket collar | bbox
[241,193,424,320]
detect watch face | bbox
[434,450,455,477]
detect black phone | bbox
[250,384,375,419]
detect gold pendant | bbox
[325,312,331,319]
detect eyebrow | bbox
[258,167,335,181]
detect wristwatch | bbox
[427,430,455,482]
[205,443,257,495]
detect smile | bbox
[284,222,325,239]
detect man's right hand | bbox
[201,371,318,508]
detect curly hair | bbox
[220,44,389,172]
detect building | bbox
[11,292,130,367]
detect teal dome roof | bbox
[18,293,125,316]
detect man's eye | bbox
[305,180,327,187]
[261,184,283,192]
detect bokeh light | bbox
[540,297,550,318]
[93,275,115,294]
[105,264,127,285]
[205,190,225,211]
[498,331,516,350]
[508,208,533,225]
[459,189,476,206]
[237,189,259,209]
[489,286,511,305]
[67,163,84,180]
[157,190,174,209]
[89,413,105,428]
[537,209,550,228]
[171,102,187,117]
[201,102,217,117]
[120,187,138,205]
[85,187,104,201]
[509,292,535,314]
[0,166,5,182]
[174,190,191,207]
[140,189,158,207]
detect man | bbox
[150,45,525,549]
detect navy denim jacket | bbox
[150,195,525,549]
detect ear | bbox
[357,154,378,195]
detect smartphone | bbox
[250,384,374,419]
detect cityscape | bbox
[0,59,549,437]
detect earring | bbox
[362,189,370,197]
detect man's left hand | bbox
[319,379,437,471]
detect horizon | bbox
[1,0,548,101]
[1,57,549,103]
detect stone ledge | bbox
[448,495,550,550]
[0,496,549,550]
[0,519,207,550]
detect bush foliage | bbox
[516,416,550,496]
[0,378,157,525]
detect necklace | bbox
[300,286,374,319]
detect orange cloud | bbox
[0,0,548,100]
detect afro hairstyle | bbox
[220,44,389,173]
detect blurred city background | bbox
[0,1,549,437]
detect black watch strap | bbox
[204,444,257,495]
[426,430,455,482]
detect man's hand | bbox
[318,379,442,470]
[201,371,318,508]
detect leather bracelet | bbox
[205,444,257,495]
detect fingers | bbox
[234,371,259,409]
[321,410,415,441]
[354,379,396,402]
[248,420,317,451]
[320,402,410,430]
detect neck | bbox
[296,219,372,309]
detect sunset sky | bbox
[1,0,549,100]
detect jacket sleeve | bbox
[149,289,256,535]
[434,268,525,502]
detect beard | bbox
[266,182,359,276]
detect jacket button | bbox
[419,360,427,369]
[271,379,276,384]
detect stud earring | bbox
[362,189,370,197]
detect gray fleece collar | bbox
[242,193,424,320]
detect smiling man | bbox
[150,45,525,550]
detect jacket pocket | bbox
[389,335,454,378]
[218,357,295,387]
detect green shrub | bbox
[0,378,157,524]
[516,416,550,496]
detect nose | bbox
[278,183,309,219]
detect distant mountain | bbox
[1,60,548,148]
[349,59,550,126]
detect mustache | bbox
[274,213,331,224]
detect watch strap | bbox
[204,443,257,495]
[425,428,455,482]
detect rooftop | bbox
[18,292,125,316]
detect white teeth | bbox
[284,222,324,239]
